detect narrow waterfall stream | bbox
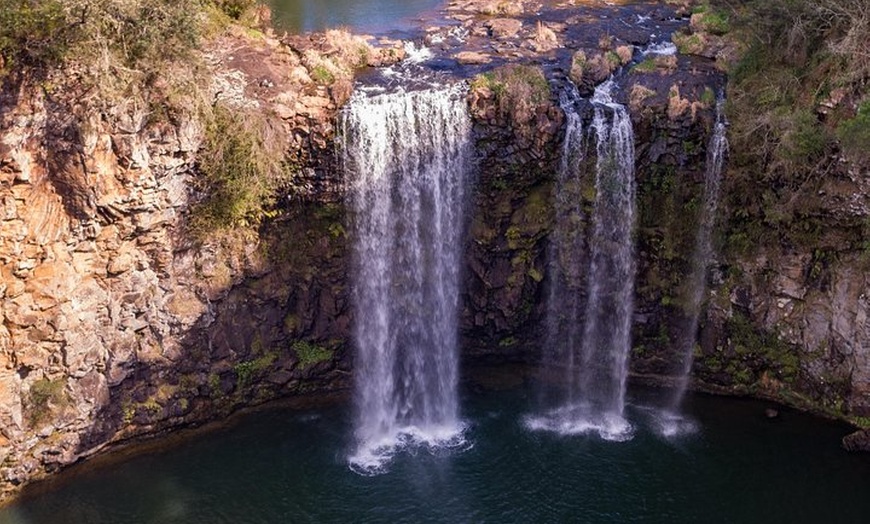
[541,86,588,406]
[339,83,473,473]
[529,80,637,440]
[660,96,729,435]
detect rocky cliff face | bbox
[0,0,867,506]
[697,136,870,417]
[0,80,207,488]
[0,27,366,502]
[664,5,870,418]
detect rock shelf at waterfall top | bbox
[278,0,712,84]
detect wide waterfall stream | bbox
[340,83,472,473]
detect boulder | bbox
[486,18,523,40]
[843,429,870,452]
[455,51,492,65]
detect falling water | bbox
[540,86,589,406]
[528,80,637,440]
[659,96,729,436]
[340,82,473,473]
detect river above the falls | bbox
[266,0,444,34]
[3,381,869,523]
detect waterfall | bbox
[541,87,588,406]
[529,80,637,441]
[340,82,472,473]
[660,96,729,435]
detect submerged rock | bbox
[455,51,492,65]
[842,429,870,452]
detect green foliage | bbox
[27,378,67,425]
[208,373,223,397]
[724,311,801,384]
[0,0,71,74]
[311,64,335,85]
[0,0,202,88]
[328,222,346,239]
[696,8,730,35]
[210,0,256,20]
[505,225,522,248]
[722,0,868,257]
[94,0,199,70]
[672,32,703,55]
[234,353,276,389]
[631,58,657,73]
[700,86,716,106]
[139,398,162,415]
[807,248,836,288]
[292,340,334,368]
[777,109,830,166]
[190,104,293,234]
[837,100,870,162]
[122,403,135,424]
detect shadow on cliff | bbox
[71,199,354,460]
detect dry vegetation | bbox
[471,64,551,130]
[0,1,362,236]
[300,29,374,104]
[717,0,869,251]
[725,0,869,171]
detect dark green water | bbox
[3,385,869,524]
[266,0,443,34]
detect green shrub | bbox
[721,0,868,256]
[210,0,256,20]
[631,58,657,73]
[235,353,276,388]
[0,0,73,74]
[725,311,801,384]
[311,65,335,85]
[697,10,730,35]
[208,373,223,397]
[700,86,716,106]
[777,109,831,165]
[27,378,67,425]
[292,340,334,368]
[0,0,201,78]
[190,105,292,233]
[838,100,870,162]
[672,32,704,55]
